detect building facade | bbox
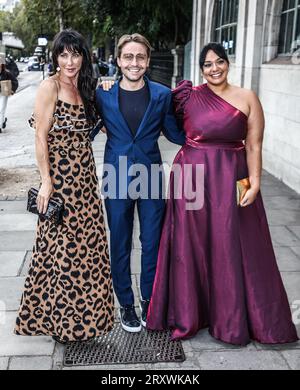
[190,0,300,193]
[0,0,20,13]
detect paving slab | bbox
[266,209,300,226]
[131,249,142,274]
[0,251,26,277]
[185,329,257,352]
[0,201,28,214]
[197,350,290,370]
[265,196,300,211]
[281,272,300,306]
[0,214,37,232]
[0,312,55,357]
[0,231,35,251]
[261,184,297,197]
[9,356,53,370]
[288,226,300,240]
[269,226,300,247]
[20,250,32,277]
[0,277,25,311]
[274,247,300,272]
[280,350,300,370]
[291,247,300,259]
[0,357,9,370]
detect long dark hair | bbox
[52,29,97,126]
[199,42,230,70]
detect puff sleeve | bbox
[172,80,193,122]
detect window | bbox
[278,0,300,54]
[213,0,239,55]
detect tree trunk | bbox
[86,32,93,49]
[56,0,64,31]
[173,2,179,47]
[105,36,112,61]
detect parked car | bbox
[28,56,40,71]
[34,46,43,53]
[34,46,44,59]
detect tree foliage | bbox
[0,0,193,53]
[86,0,193,49]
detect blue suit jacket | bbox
[96,77,185,198]
[96,77,185,166]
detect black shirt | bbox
[119,82,150,136]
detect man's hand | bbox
[100,80,115,91]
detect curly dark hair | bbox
[52,29,97,126]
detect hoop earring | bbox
[56,66,61,72]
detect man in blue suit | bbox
[96,34,185,332]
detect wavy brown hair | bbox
[52,29,97,126]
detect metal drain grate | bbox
[63,323,185,366]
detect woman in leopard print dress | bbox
[14,29,114,343]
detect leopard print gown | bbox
[14,100,114,342]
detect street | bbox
[17,62,45,92]
[0,63,42,168]
[0,65,42,198]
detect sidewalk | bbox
[0,81,300,370]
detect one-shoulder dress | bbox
[147,81,298,346]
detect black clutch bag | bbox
[27,187,64,225]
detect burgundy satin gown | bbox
[147,80,298,345]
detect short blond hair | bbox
[117,34,152,58]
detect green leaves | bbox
[1,0,192,54]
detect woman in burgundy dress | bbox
[147,43,298,346]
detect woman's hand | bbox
[240,187,259,207]
[100,126,107,133]
[37,179,53,214]
[100,80,115,91]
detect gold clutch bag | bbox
[236,178,250,206]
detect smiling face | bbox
[202,49,229,86]
[57,48,83,79]
[117,41,150,83]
